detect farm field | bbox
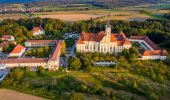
[35,10,151,22]
[0,14,26,20]
[0,3,169,21]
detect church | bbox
[76,25,132,53]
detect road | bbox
[0,89,46,100]
[60,43,76,71]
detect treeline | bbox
[164,12,170,20]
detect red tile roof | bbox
[129,36,160,50]
[76,38,85,44]
[123,39,131,45]
[1,58,48,64]
[77,31,131,46]
[26,40,57,43]
[2,35,12,40]
[143,49,168,56]
[10,44,25,54]
[50,41,61,60]
[31,27,43,33]
[110,34,117,42]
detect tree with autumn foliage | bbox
[61,41,66,56]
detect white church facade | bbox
[76,25,132,53]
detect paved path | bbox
[0,89,47,100]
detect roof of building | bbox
[1,58,48,64]
[77,31,131,46]
[0,41,16,48]
[31,27,43,33]
[50,41,61,60]
[10,44,25,54]
[2,35,13,39]
[143,49,168,56]
[26,40,57,43]
[129,36,160,50]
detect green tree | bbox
[10,68,24,81]
[37,66,45,75]
[61,41,66,56]
[69,92,84,100]
[69,57,81,70]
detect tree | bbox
[37,66,45,75]
[10,68,24,81]
[121,49,130,59]
[69,92,84,100]
[61,41,66,56]
[69,57,81,70]
[2,44,15,53]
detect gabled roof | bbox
[77,31,131,46]
[49,41,61,61]
[2,35,13,39]
[26,40,57,43]
[1,58,48,64]
[76,38,85,44]
[129,36,160,50]
[10,44,25,54]
[31,27,43,33]
[143,49,168,56]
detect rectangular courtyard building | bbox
[1,40,61,70]
[76,25,132,53]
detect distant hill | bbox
[0,0,168,8]
[0,0,37,3]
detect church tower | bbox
[105,24,111,35]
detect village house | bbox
[76,25,132,53]
[1,35,15,41]
[9,44,25,58]
[31,27,45,36]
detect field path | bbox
[0,89,46,100]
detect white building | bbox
[76,25,132,53]
[129,36,168,60]
[1,40,61,70]
[31,27,45,36]
[9,44,25,57]
[142,50,168,60]
[2,35,15,41]
[25,40,56,47]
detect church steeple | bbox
[105,24,111,35]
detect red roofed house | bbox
[2,35,15,41]
[31,27,45,36]
[129,36,168,60]
[9,44,25,57]
[76,25,132,53]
